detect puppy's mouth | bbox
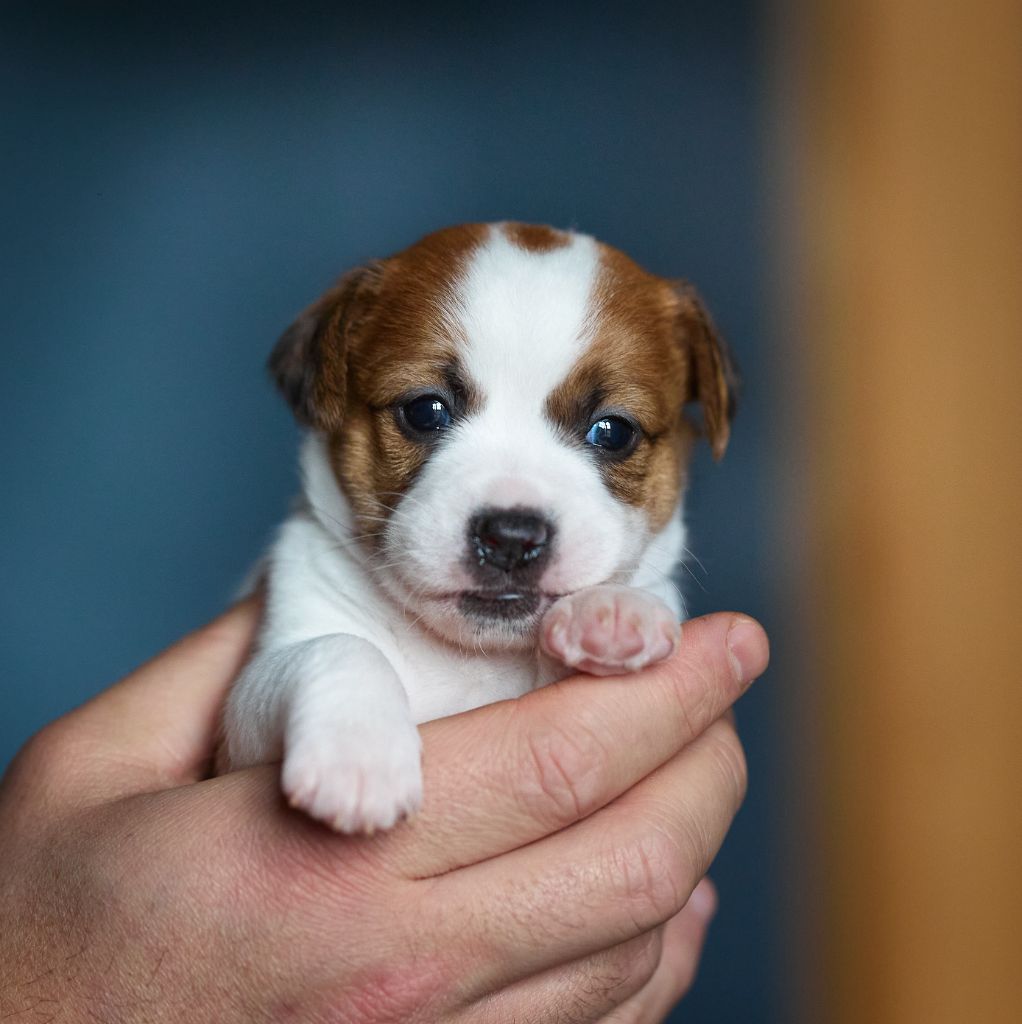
[394,580,565,634]
[459,589,545,622]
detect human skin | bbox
[0,598,767,1023]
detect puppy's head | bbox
[272,223,736,649]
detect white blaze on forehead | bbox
[451,225,600,407]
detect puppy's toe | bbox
[541,585,680,676]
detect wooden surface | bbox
[797,1,1022,1021]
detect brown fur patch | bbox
[268,263,386,430]
[323,225,488,541]
[502,221,572,253]
[545,241,733,533]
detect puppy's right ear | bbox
[268,262,385,430]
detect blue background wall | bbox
[0,4,781,1020]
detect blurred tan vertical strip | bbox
[801,2,1022,1023]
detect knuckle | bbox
[665,648,743,739]
[610,831,689,929]
[6,720,79,797]
[514,713,607,827]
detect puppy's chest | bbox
[385,626,558,724]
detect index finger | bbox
[381,612,767,878]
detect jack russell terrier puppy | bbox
[221,221,736,834]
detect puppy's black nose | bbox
[470,509,553,573]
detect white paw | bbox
[540,585,680,676]
[281,722,423,834]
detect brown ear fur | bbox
[674,282,739,460]
[268,263,385,430]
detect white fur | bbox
[222,225,688,832]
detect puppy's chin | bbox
[438,610,543,653]
[379,575,553,652]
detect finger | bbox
[383,613,766,878]
[456,881,715,1024]
[57,596,261,794]
[427,717,745,999]
[452,929,665,1024]
[599,878,717,1023]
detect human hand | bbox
[0,599,767,1023]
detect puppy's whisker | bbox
[313,507,399,559]
[373,492,433,517]
[327,535,381,558]
[632,534,707,596]
[366,561,418,576]
[309,503,358,536]
[677,560,707,594]
[403,602,433,634]
[680,545,709,577]
[644,566,689,618]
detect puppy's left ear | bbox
[673,282,740,460]
[269,262,386,431]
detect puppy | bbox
[221,222,735,833]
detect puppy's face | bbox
[273,223,735,650]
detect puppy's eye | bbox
[402,394,452,434]
[585,416,636,453]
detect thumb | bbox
[61,595,261,797]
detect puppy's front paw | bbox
[281,722,423,834]
[541,585,680,676]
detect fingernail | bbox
[726,617,768,686]
[688,877,718,922]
